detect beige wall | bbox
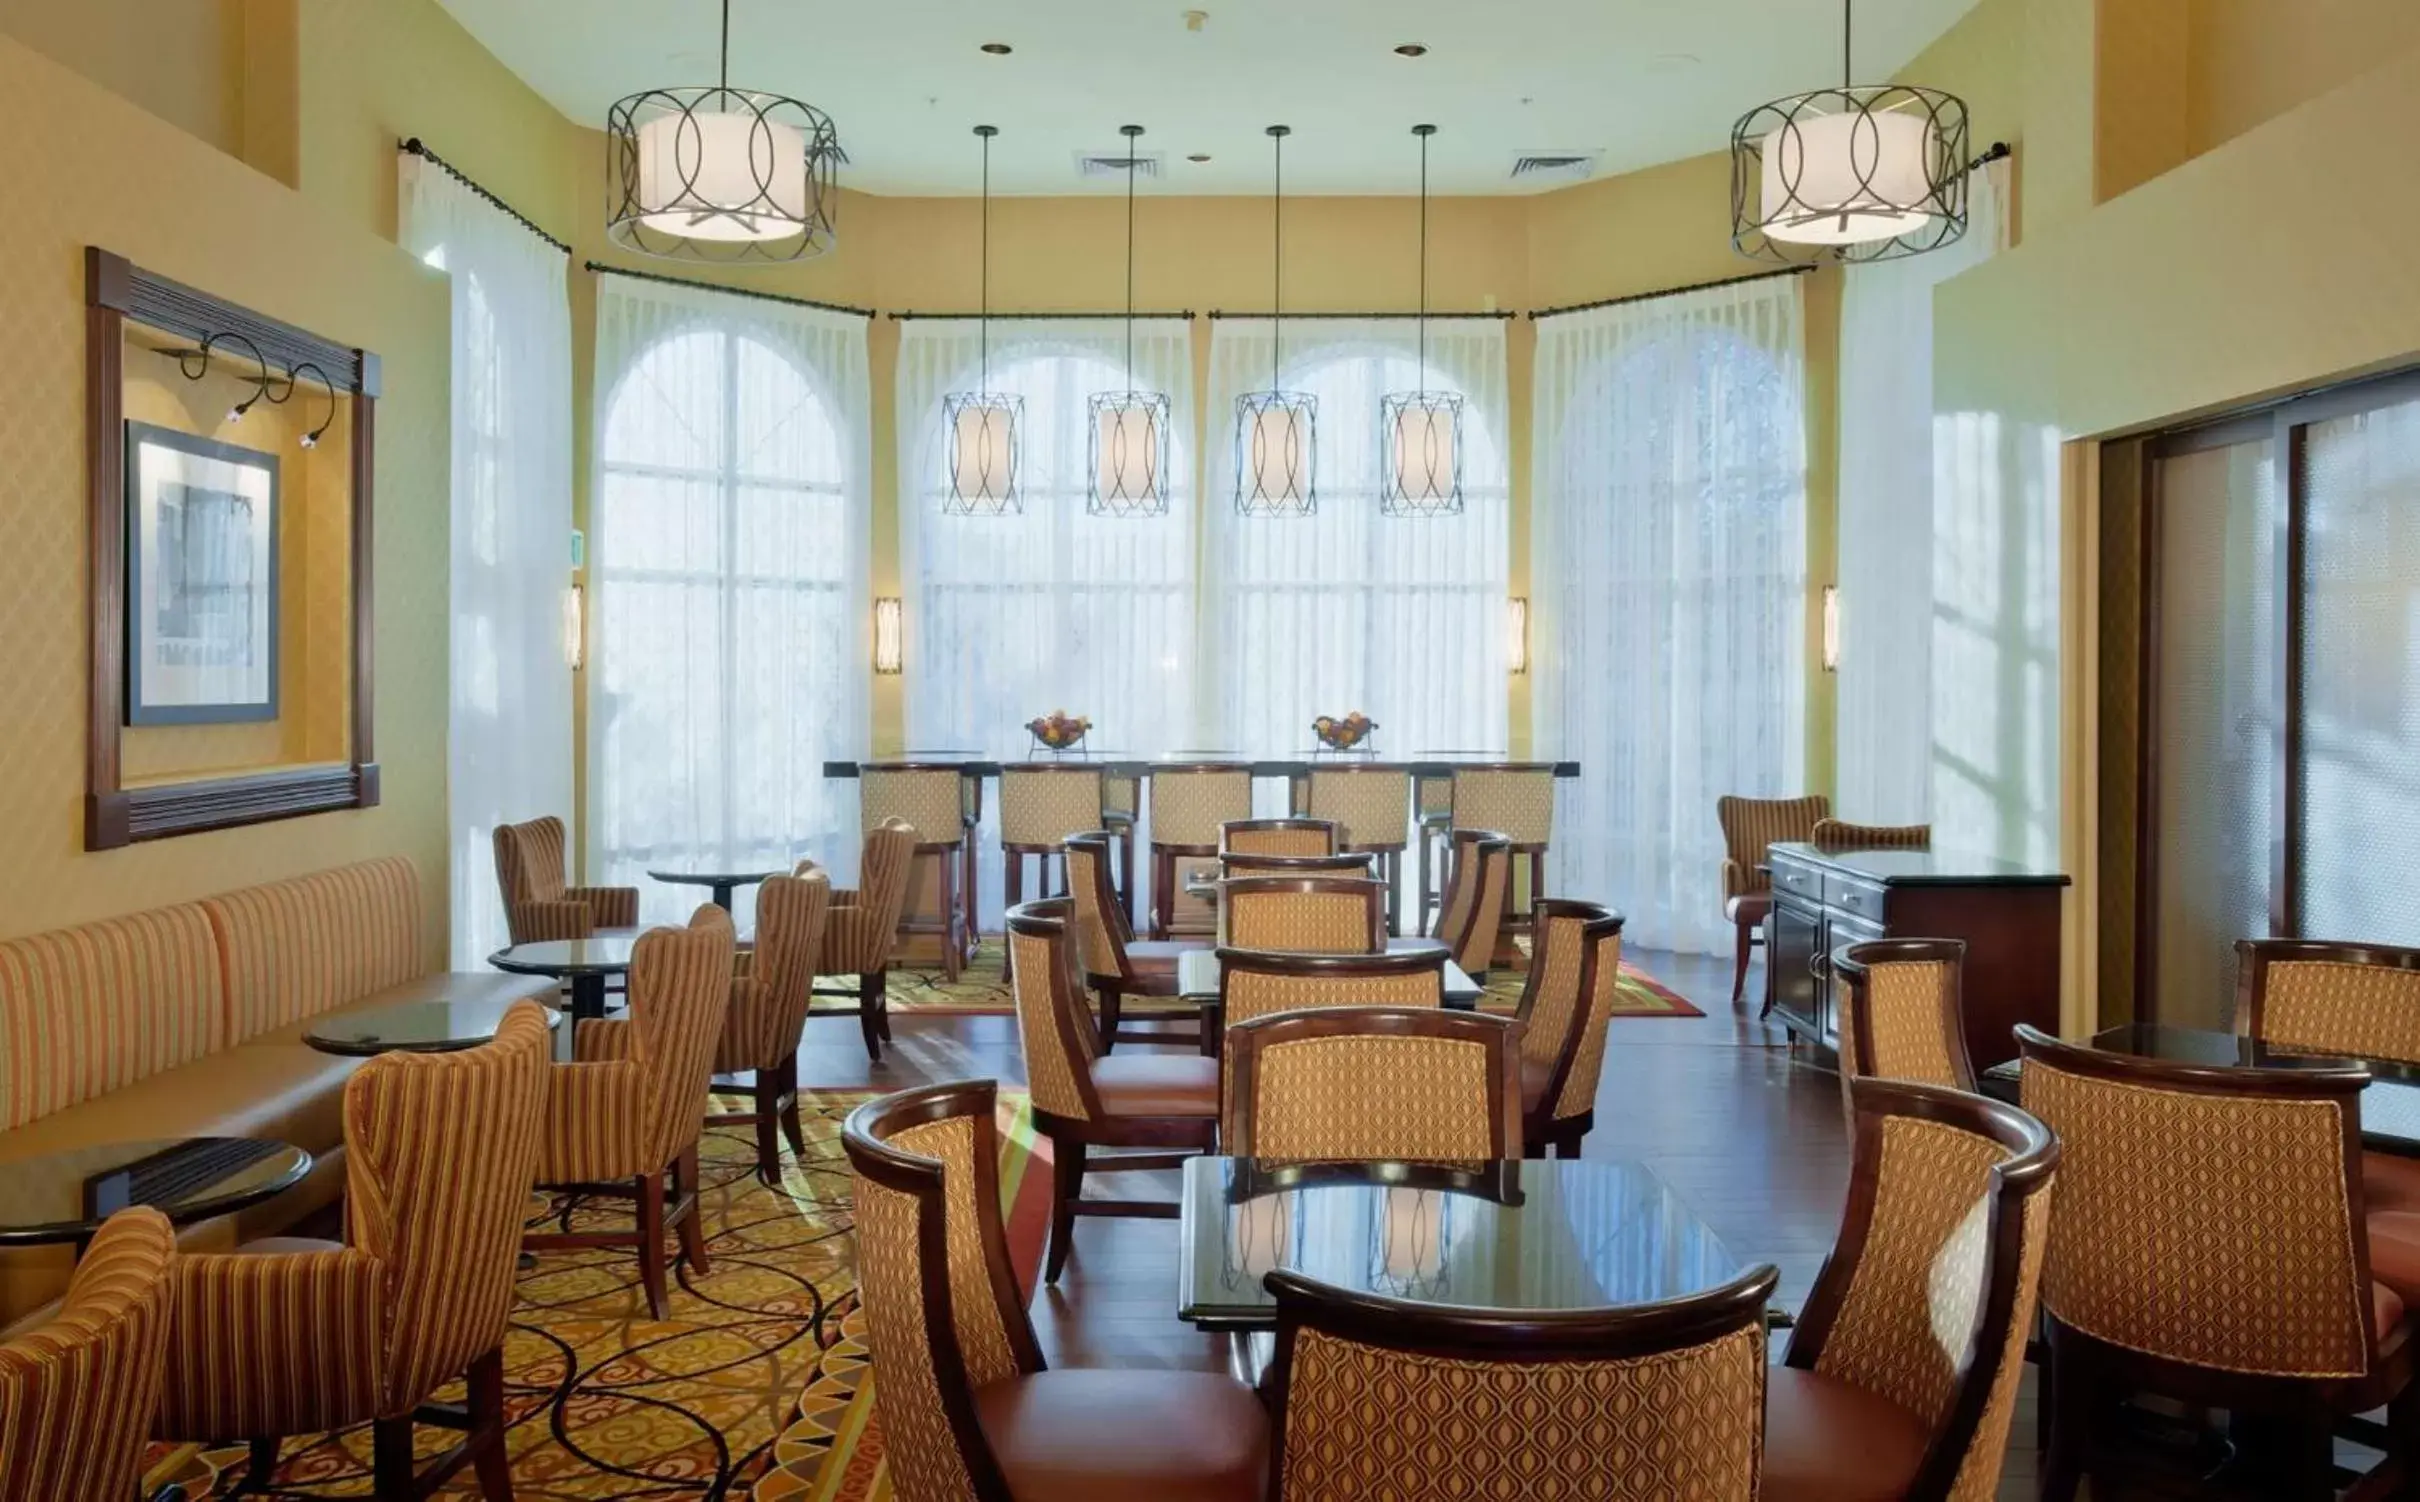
[0,0,245,156]
[2186,0,2420,152]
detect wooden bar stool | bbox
[1144,762,1254,940]
[859,762,975,982]
[1447,764,1560,968]
[1305,764,1414,935]
[1100,766,1141,928]
[1410,751,1497,933]
[999,763,1106,979]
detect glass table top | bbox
[647,868,783,886]
[305,997,562,1056]
[0,1137,312,1245]
[488,931,646,975]
[1177,941,1472,1004]
[1178,1157,1740,1330]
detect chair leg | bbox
[674,1146,712,1276]
[2278,1399,2335,1502]
[2388,1374,2420,1501]
[371,1414,415,1500]
[1151,849,1174,940]
[1098,988,1123,1055]
[246,1437,280,1494]
[2040,1332,2092,1502]
[778,1055,809,1160]
[1117,825,1137,928]
[637,1170,670,1320]
[857,972,884,1060]
[1046,1140,1085,1284]
[1730,917,1753,1006]
[467,1345,516,1502]
[1002,850,1023,979]
[937,850,962,984]
[961,834,980,962]
[751,1070,781,1186]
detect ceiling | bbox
[437,0,1982,197]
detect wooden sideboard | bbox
[1764,843,2070,1070]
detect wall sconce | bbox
[170,332,338,448]
[1507,597,1528,675]
[874,597,904,675]
[563,582,585,672]
[1821,584,1840,672]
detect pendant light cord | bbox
[720,0,731,93]
[1842,0,1853,88]
[1271,127,1284,392]
[1417,128,1429,393]
[1124,132,1137,388]
[980,129,991,388]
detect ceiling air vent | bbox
[1076,150,1165,180]
[1509,151,1599,183]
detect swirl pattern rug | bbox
[141,1089,1048,1501]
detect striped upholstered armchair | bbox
[1716,793,1829,1006]
[494,815,640,943]
[528,908,734,1321]
[0,1206,175,1502]
[156,1001,554,1500]
[810,819,918,1061]
[714,869,831,1185]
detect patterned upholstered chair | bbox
[1146,762,1255,940]
[843,1080,1269,1500]
[1220,852,1369,880]
[809,819,918,1061]
[1813,818,1932,851]
[1223,875,1387,954]
[1831,938,1975,1092]
[493,815,639,942]
[1304,767,1413,933]
[1100,767,1142,926]
[2236,938,2420,1216]
[1223,817,1338,857]
[1221,1008,1526,1162]
[1262,1260,1780,1501]
[0,1206,174,1502]
[1510,898,1625,1158]
[1762,1078,2058,1502]
[997,764,1106,980]
[2017,1024,2419,1500]
[859,763,976,982]
[158,1002,553,1500]
[711,869,830,1185]
[1063,832,1204,1052]
[1447,765,1560,965]
[1213,947,1448,1038]
[526,908,734,1321]
[1006,902,1219,1283]
[1716,793,1830,1007]
[1428,828,1512,980]
[1409,752,1496,932]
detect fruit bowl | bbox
[1026,711,1092,752]
[1311,713,1377,752]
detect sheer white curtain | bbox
[399,153,574,967]
[1835,159,2012,822]
[896,317,1194,923]
[1202,318,1510,783]
[589,276,871,922]
[1534,276,1808,954]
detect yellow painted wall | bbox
[0,34,451,959]
[0,0,244,157]
[2186,0,2420,153]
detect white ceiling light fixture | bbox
[1729,0,1970,263]
[1089,125,1172,518]
[1381,124,1463,519]
[1235,125,1316,518]
[942,125,1022,517]
[604,0,842,264]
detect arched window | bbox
[590,289,870,920]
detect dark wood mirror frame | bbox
[83,247,381,849]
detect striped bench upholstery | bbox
[205,858,423,1043]
[0,906,226,1132]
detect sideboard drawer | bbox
[1771,858,1820,901]
[1826,876,1886,923]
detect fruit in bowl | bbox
[1027,711,1092,750]
[1312,712,1376,751]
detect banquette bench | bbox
[0,856,551,1324]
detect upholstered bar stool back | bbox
[1099,768,1142,926]
[1222,817,1337,858]
[859,763,976,982]
[1307,766,1415,935]
[1449,765,1560,966]
[1146,763,1254,940]
[998,764,1106,979]
[1222,875,1387,953]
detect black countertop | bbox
[1767,842,2071,888]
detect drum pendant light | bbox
[1088,125,1172,517]
[604,0,842,264]
[1234,125,1316,517]
[942,126,1022,516]
[1380,124,1463,518]
[1729,0,1971,263]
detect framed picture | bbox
[123,420,279,725]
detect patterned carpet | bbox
[138,1087,1004,1501]
[887,937,1705,1019]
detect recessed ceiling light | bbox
[1187,152,1212,163]
[1394,43,1428,57]
[980,41,1013,55]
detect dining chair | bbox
[0,1206,174,1502]
[1064,831,1204,1051]
[1146,762,1256,939]
[1716,793,1830,1007]
[1303,766,1413,933]
[526,908,734,1321]
[1446,765,1559,965]
[2016,1024,2419,1500]
[1223,874,1387,954]
[493,814,639,942]
[1762,1078,2058,1502]
[710,868,830,1185]
[809,819,918,1060]
[1222,817,1338,857]
[1830,938,1976,1091]
[996,763,1105,979]
[1510,898,1625,1159]
[1261,1261,1780,1501]
[843,1080,1269,1501]
[1005,901,1219,1283]
[2236,937,2420,1212]
[159,1001,553,1500]
[1216,946,1448,1029]
[1217,851,1371,880]
[1221,1007,1525,1162]
[859,763,976,982]
[1428,827,1512,980]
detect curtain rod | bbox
[1528,265,1813,321]
[398,138,570,255]
[1207,309,1515,321]
[584,262,876,318]
[889,309,1195,321]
